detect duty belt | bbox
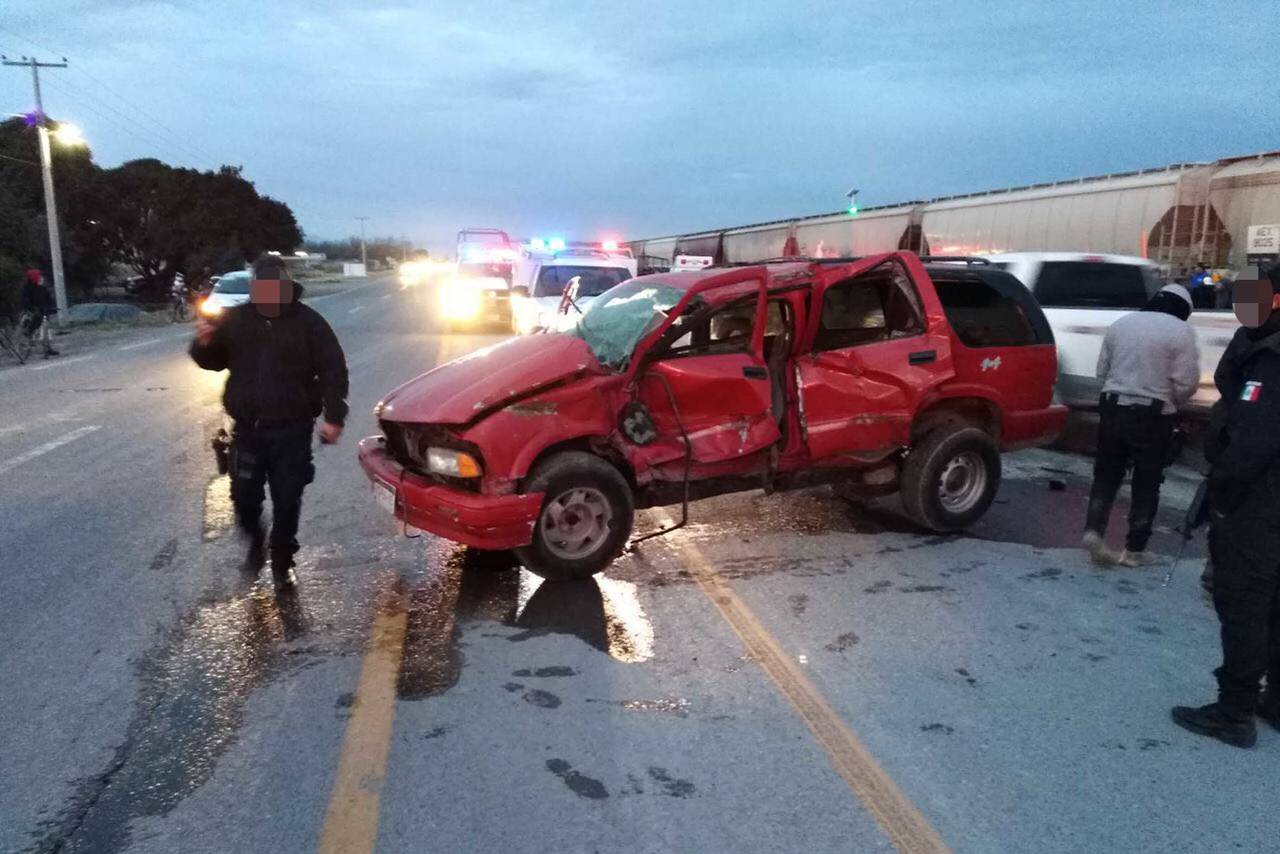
[239,416,314,430]
[1100,392,1164,413]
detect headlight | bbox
[200,300,222,317]
[441,281,483,320]
[426,447,483,478]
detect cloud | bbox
[2,0,1276,249]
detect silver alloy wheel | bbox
[937,451,988,514]
[540,486,613,561]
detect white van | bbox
[510,242,638,335]
[983,252,1236,414]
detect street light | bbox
[8,111,85,322]
[51,122,84,146]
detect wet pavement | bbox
[1,275,1273,854]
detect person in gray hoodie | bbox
[1083,284,1200,567]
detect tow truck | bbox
[360,252,1068,580]
[509,238,638,335]
[439,228,519,331]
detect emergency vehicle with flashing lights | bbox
[509,238,638,335]
[439,228,520,331]
[359,252,1067,580]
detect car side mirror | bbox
[511,286,529,298]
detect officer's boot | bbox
[271,548,297,592]
[1170,702,1257,748]
[240,530,265,577]
[1258,690,1280,732]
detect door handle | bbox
[742,366,768,380]
[908,350,937,365]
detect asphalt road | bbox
[1,274,1274,854]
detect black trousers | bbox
[1209,515,1280,717]
[230,422,315,566]
[1084,401,1173,552]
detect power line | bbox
[0,24,222,165]
[0,151,38,166]
[40,74,212,166]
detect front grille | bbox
[379,420,482,493]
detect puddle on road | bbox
[29,570,374,854]
[397,547,656,701]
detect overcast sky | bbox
[2,1,1275,252]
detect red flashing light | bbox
[1083,255,1105,263]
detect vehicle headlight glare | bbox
[441,282,483,319]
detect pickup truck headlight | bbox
[426,447,483,478]
[441,279,483,320]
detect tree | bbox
[96,160,304,299]
[0,116,112,297]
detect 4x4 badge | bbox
[981,356,1003,372]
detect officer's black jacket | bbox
[189,287,349,426]
[1206,314,1280,520]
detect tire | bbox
[900,427,1000,532]
[515,452,634,581]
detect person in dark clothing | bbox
[190,255,348,590]
[1083,284,1200,566]
[1172,265,1280,748]
[19,268,59,357]
[1189,263,1215,310]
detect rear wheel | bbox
[515,452,634,581]
[900,427,1000,532]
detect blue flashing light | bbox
[530,237,546,250]
[548,237,566,251]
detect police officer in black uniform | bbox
[190,255,348,590]
[1173,265,1280,748]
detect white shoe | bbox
[1083,531,1118,566]
[1118,550,1160,568]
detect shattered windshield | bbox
[566,281,687,369]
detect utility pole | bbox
[3,55,71,322]
[355,216,370,272]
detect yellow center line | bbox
[659,515,950,854]
[318,581,409,854]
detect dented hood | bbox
[377,333,604,425]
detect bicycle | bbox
[0,311,37,364]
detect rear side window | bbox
[815,261,924,351]
[935,276,1039,347]
[1033,262,1149,309]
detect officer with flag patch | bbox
[1173,264,1280,748]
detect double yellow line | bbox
[319,527,948,854]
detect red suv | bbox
[359,252,1066,580]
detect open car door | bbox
[796,255,954,460]
[628,281,781,476]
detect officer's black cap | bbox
[252,255,291,281]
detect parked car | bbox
[359,252,1067,580]
[981,252,1235,414]
[198,270,251,317]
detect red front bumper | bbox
[357,436,542,550]
[1001,404,1069,451]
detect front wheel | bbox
[900,427,1000,532]
[515,452,634,581]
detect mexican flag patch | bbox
[1241,380,1263,402]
